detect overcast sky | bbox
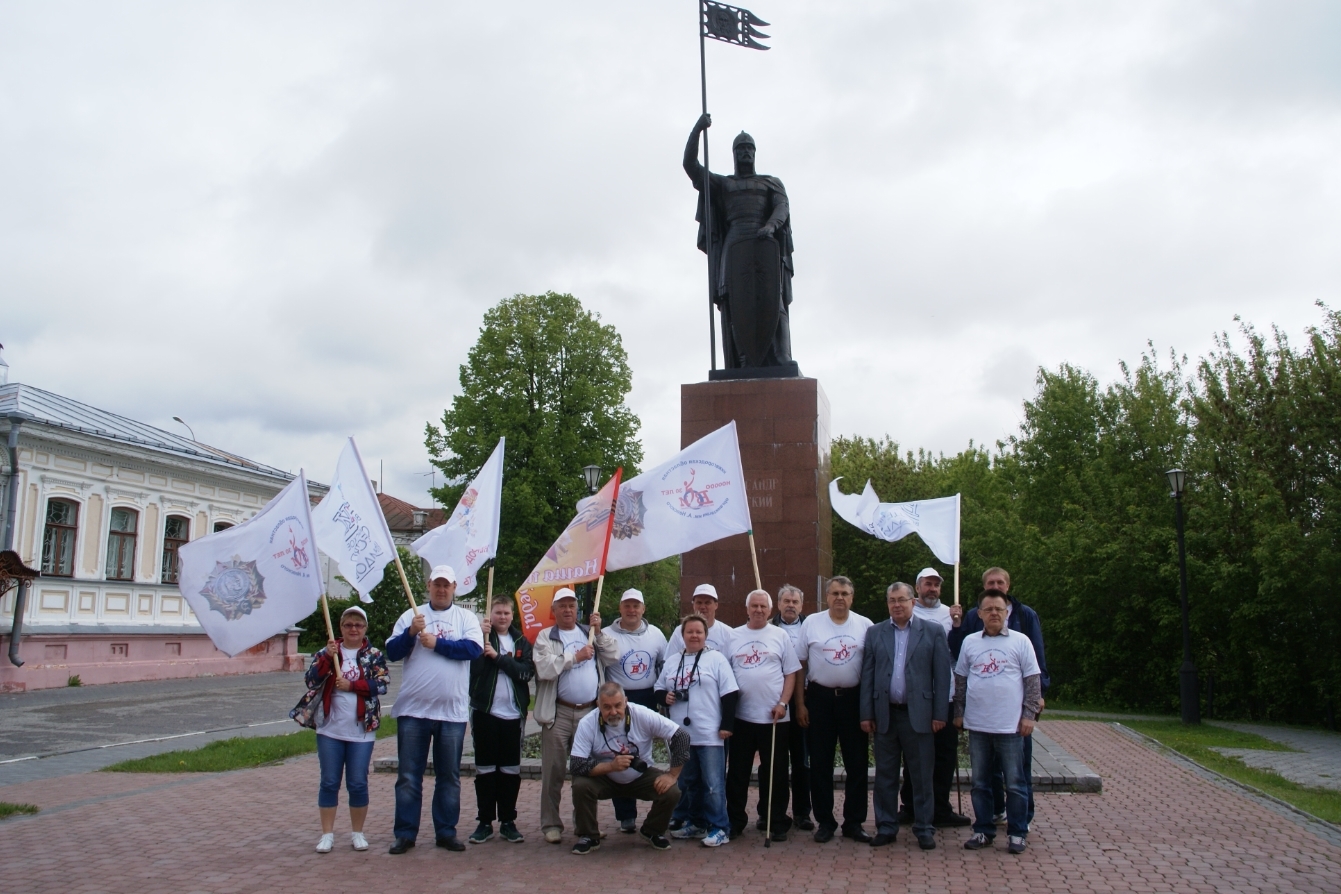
[4,1,1339,503]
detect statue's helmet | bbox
[733,131,755,151]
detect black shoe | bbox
[770,829,787,842]
[795,817,816,831]
[917,833,936,850]
[639,828,672,850]
[498,822,524,843]
[756,817,768,831]
[897,810,914,825]
[436,836,465,852]
[841,825,872,844]
[668,818,685,832]
[388,838,415,854]
[813,824,836,843]
[933,811,972,828]
[729,826,745,841]
[870,832,897,847]
[571,836,600,855]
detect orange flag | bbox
[516,470,622,642]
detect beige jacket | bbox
[532,622,619,728]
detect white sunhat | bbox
[621,588,645,604]
[553,587,578,602]
[692,583,719,600]
[429,564,457,583]
[915,567,943,584]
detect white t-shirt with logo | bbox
[666,618,733,656]
[489,632,521,721]
[774,617,806,659]
[800,611,873,689]
[390,603,484,723]
[728,624,801,724]
[604,621,668,692]
[556,626,601,705]
[320,646,375,743]
[570,702,682,785]
[913,602,954,702]
[954,629,1040,734]
[655,648,739,747]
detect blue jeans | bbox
[677,744,730,834]
[991,733,1035,824]
[968,731,1028,838]
[394,716,466,841]
[317,734,375,809]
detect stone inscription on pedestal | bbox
[680,378,831,628]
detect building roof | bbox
[0,382,298,483]
[377,492,446,533]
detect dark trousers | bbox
[758,713,810,823]
[572,768,681,837]
[612,687,659,823]
[991,732,1035,823]
[471,709,523,824]
[874,706,934,837]
[727,718,790,833]
[900,718,959,817]
[805,684,868,830]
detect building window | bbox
[213,521,233,533]
[105,507,138,581]
[161,515,189,584]
[41,499,79,577]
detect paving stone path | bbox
[0,720,1337,893]
[1210,722,1341,792]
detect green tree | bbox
[425,292,643,598]
[298,546,426,652]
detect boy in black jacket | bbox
[467,596,535,843]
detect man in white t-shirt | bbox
[533,587,619,844]
[767,583,813,831]
[385,564,485,854]
[953,590,1041,855]
[603,588,669,833]
[725,589,800,841]
[797,575,874,843]
[665,583,733,654]
[567,682,693,854]
[899,567,970,828]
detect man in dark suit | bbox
[860,582,951,850]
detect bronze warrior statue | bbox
[684,113,795,371]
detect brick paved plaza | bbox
[0,721,1337,894]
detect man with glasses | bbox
[953,589,1042,855]
[860,583,950,849]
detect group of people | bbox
[300,562,1049,858]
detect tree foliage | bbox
[425,292,643,596]
[298,546,426,651]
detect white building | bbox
[0,367,331,691]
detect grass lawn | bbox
[103,717,399,773]
[1122,720,1341,824]
[0,802,40,820]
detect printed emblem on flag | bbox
[268,517,315,579]
[200,557,266,621]
[661,460,737,520]
[611,487,647,540]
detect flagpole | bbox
[320,593,335,642]
[699,0,717,371]
[486,563,494,604]
[393,551,420,614]
[588,574,606,647]
[954,563,960,607]
[953,493,962,606]
[748,529,763,590]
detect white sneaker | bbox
[316,833,334,853]
[671,824,707,840]
[701,829,729,848]
[351,832,369,851]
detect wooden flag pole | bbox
[320,593,335,642]
[954,562,960,606]
[392,551,420,614]
[747,530,763,590]
[486,564,495,603]
[588,575,606,646]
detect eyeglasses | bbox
[979,607,1006,614]
[888,597,913,604]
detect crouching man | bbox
[567,682,691,855]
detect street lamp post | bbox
[172,416,196,441]
[581,465,602,620]
[1166,468,1199,725]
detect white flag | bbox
[177,472,325,657]
[829,478,961,565]
[606,421,752,571]
[411,437,504,595]
[312,437,398,603]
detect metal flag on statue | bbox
[177,472,324,657]
[605,421,753,571]
[829,479,961,566]
[312,437,397,603]
[516,470,622,643]
[411,437,504,595]
[702,0,771,50]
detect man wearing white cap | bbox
[603,588,669,833]
[899,568,971,827]
[533,586,619,844]
[666,583,734,655]
[385,565,485,854]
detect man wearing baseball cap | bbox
[384,565,484,854]
[666,583,734,655]
[899,568,971,827]
[533,586,619,844]
[603,588,669,833]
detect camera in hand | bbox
[673,688,691,704]
[628,757,649,773]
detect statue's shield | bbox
[726,236,782,367]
